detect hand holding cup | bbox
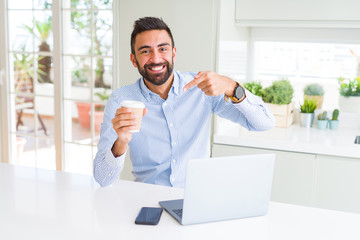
[111,101,146,156]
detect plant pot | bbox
[304,95,323,109]
[317,119,328,130]
[94,110,104,132]
[265,102,294,128]
[76,102,91,128]
[76,102,103,130]
[300,113,315,128]
[329,120,339,130]
[339,96,360,113]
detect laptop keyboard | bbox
[172,209,183,218]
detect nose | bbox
[149,50,162,63]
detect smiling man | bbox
[93,17,275,187]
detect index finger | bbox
[115,107,132,116]
[183,73,205,92]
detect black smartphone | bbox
[135,207,163,225]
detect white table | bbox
[1,163,360,240]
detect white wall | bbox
[118,0,218,87]
[218,0,248,42]
[117,0,219,180]
[235,0,360,28]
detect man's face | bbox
[130,30,176,86]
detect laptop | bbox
[159,154,275,225]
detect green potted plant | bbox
[338,77,360,113]
[76,89,110,131]
[243,82,263,98]
[261,79,294,127]
[329,109,339,130]
[300,98,317,128]
[317,111,328,130]
[23,18,52,83]
[70,1,112,88]
[262,79,293,105]
[13,48,48,134]
[304,83,324,109]
[14,46,45,93]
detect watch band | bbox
[224,82,245,103]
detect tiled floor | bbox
[14,114,100,175]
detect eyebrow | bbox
[158,43,170,48]
[137,43,171,52]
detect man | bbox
[94,17,275,187]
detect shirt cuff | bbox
[105,148,126,169]
[232,89,263,109]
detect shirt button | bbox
[170,123,174,127]
[163,102,167,107]
[172,177,175,182]
[172,141,176,146]
[146,97,150,101]
[172,159,176,163]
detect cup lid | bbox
[121,100,145,108]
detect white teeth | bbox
[150,66,163,71]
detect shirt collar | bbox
[139,71,181,100]
[139,76,151,100]
[172,71,180,96]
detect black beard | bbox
[136,59,174,86]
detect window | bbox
[1,0,116,175]
[218,41,247,82]
[62,0,114,174]
[7,0,56,169]
[254,41,360,110]
[218,28,360,110]
[215,27,360,135]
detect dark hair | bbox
[130,17,175,54]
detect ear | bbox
[130,53,138,68]
[172,47,177,63]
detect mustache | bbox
[144,62,168,68]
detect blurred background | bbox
[1,0,359,177]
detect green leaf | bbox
[338,76,360,96]
[300,98,317,113]
[243,82,263,97]
[262,79,294,104]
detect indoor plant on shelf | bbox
[300,98,317,128]
[317,111,328,130]
[338,77,360,113]
[329,109,340,130]
[243,81,263,98]
[304,83,324,109]
[261,79,294,128]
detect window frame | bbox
[0,0,119,172]
[214,25,360,136]
[0,0,10,164]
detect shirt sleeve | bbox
[93,148,126,187]
[93,92,126,187]
[211,89,275,131]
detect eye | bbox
[160,47,168,52]
[141,50,150,54]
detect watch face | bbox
[235,85,244,99]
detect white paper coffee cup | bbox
[120,101,145,132]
